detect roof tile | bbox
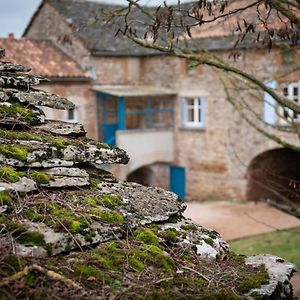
[0,36,89,79]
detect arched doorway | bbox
[126,163,171,190]
[246,148,300,206]
[127,166,154,187]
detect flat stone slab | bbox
[184,201,300,240]
[36,120,86,136]
[13,89,75,110]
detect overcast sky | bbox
[0,0,181,38]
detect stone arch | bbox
[246,147,300,206]
[127,165,154,187]
[126,162,171,189]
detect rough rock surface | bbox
[246,254,295,299]
[37,120,86,136]
[0,46,296,299]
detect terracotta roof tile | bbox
[0,36,89,79]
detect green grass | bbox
[229,227,300,268]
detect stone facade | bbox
[23,0,300,201]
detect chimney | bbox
[8,33,15,40]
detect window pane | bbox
[197,98,201,106]
[187,108,194,122]
[153,111,173,128]
[283,87,288,97]
[198,108,202,123]
[294,87,298,97]
[187,98,194,106]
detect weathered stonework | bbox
[0,47,295,299]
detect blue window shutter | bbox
[181,97,187,125]
[264,80,277,125]
[200,96,205,127]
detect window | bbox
[67,108,77,122]
[182,96,205,128]
[278,82,299,123]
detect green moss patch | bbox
[134,228,159,245]
[129,244,175,272]
[0,129,43,142]
[0,191,12,205]
[99,194,124,209]
[0,166,25,183]
[23,203,90,234]
[180,224,198,231]
[89,208,124,224]
[29,171,50,184]
[83,194,124,209]
[91,242,125,271]
[0,144,30,161]
[158,228,181,244]
[0,103,41,125]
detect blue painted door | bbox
[170,166,186,201]
[103,124,118,146]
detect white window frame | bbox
[277,82,300,125]
[182,96,205,128]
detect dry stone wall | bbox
[0,46,296,299]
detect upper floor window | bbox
[264,80,300,125]
[278,82,299,123]
[182,96,205,128]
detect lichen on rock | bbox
[0,49,296,299]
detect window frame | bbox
[277,82,300,125]
[182,96,205,128]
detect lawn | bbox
[229,227,300,269]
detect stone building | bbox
[0,34,94,136]
[23,0,300,203]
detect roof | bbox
[93,85,176,97]
[0,35,89,79]
[25,0,161,57]
[24,0,295,56]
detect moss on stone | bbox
[0,144,30,161]
[23,203,90,234]
[90,178,102,189]
[0,166,25,182]
[134,228,159,245]
[158,228,181,244]
[203,237,214,246]
[85,196,97,206]
[99,194,124,209]
[52,139,70,150]
[69,220,84,233]
[0,103,41,125]
[180,224,198,231]
[16,231,46,247]
[91,242,125,271]
[129,244,175,272]
[0,191,12,205]
[89,208,124,224]
[0,129,43,142]
[236,267,270,294]
[74,265,104,281]
[23,208,45,222]
[29,171,50,185]
[84,230,97,242]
